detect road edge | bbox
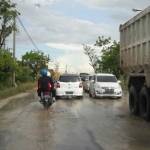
[0,90,36,109]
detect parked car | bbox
[56,74,83,98]
[89,73,122,98]
[82,75,93,92]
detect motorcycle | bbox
[40,91,53,108]
[39,83,54,108]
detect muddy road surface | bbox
[0,92,150,150]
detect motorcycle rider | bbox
[37,68,56,101]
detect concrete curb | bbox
[0,92,34,109]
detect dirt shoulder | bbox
[0,82,36,100]
[0,90,37,109]
[0,82,36,109]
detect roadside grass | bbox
[0,82,36,100]
[121,80,128,91]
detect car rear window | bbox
[59,75,80,82]
[97,76,117,82]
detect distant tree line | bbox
[0,48,50,89]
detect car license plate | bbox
[105,89,114,94]
[66,91,73,95]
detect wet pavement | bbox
[0,92,150,150]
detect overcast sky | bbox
[9,0,150,73]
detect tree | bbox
[0,0,19,48]
[83,36,111,73]
[83,45,99,72]
[22,50,50,79]
[95,36,111,47]
[99,41,121,78]
[16,60,33,83]
[83,36,121,77]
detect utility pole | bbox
[12,16,16,87]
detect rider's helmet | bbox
[40,68,48,77]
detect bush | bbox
[0,49,17,89]
[16,65,34,83]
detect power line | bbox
[17,16,40,51]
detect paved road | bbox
[0,92,150,150]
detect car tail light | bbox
[79,83,83,88]
[57,82,60,88]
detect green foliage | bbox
[84,36,121,78]
[99,41,121,78]
[0,49,51,90]
[0,0,20,48]
[0,48,16,88]
[22,50,50,79]
[83,36,111,73]
[0,48,16,71]
[95,36,111,47]
[16,64,33,83]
